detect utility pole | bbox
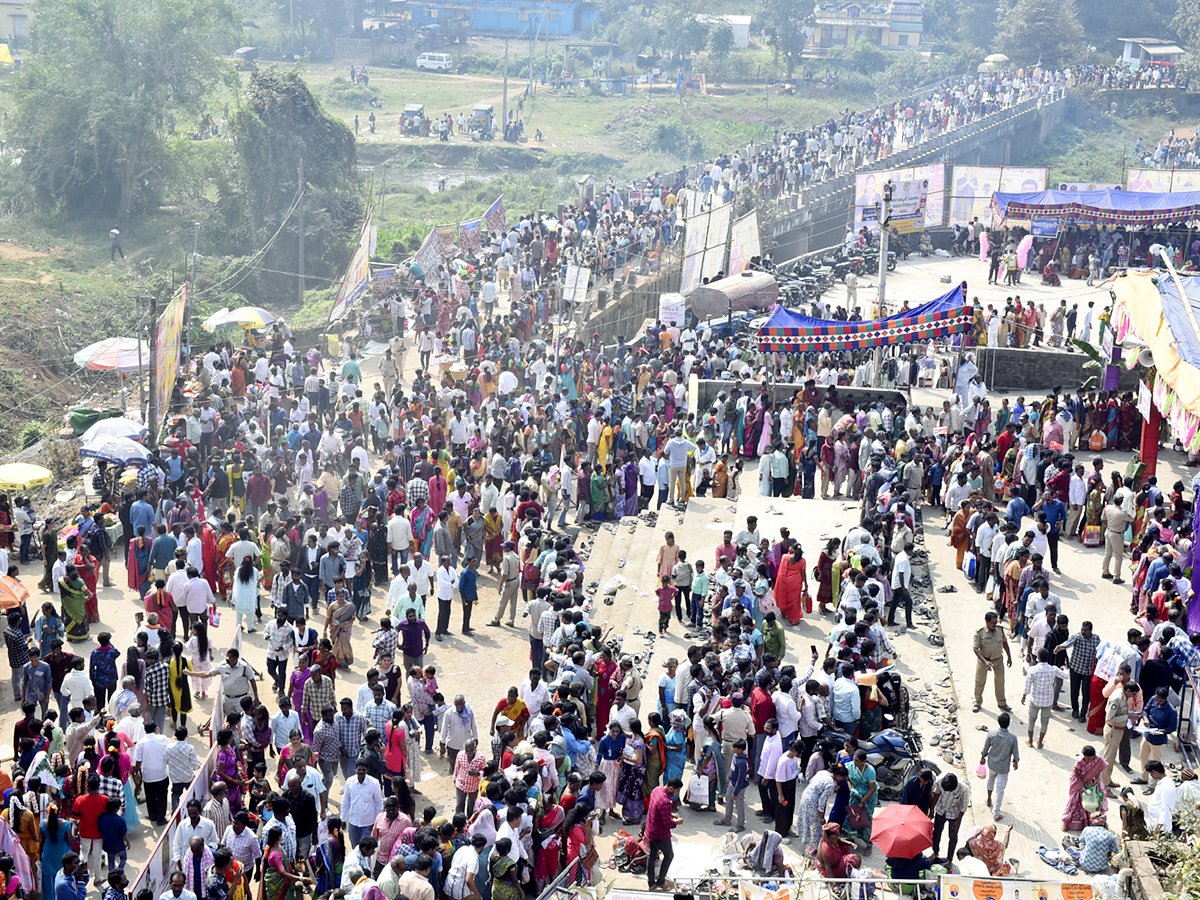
[297,157,305,304]
[528,23,535,98]
[502,39,509,141]
[871,181,893,388]
[289,0,295,59]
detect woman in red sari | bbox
[215,522,237,601]
[200,522,219,594]
[592,647,619,736]
[774,543,809,624]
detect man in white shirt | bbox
[133,721,172,825]
[340,760,384,847]
[387,509,413,573]
[445,834,487,900]
[1144,760,1177,831]
[433,555,459,640]
[519,670,549,715]
[888,542,914,628]
[180,567,215,636]
[1066,463,1087,537]
[408,553,434,606]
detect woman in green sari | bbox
[692,715,727,811]
[309,815,345,896]
[261,823,312,900]
[490,839,523,900]
[845,749,878,843]
[589,469,610,521]
[59,565,90,641]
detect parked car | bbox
[417,52,453,72]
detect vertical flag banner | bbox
[154,285,188,428]
[330,220,374,323]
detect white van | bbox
[417,53,453,72]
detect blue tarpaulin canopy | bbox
[757,283,971,353]
[991,188,1200,226]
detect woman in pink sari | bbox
[1062,745,1107,831]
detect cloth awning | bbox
[757,282,970,353]
[991,188,1200,227]
[1111,271,1200,420]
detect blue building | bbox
[410,0,597,36]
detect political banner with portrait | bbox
[941,874,1092,900]
[855,164,945,233]
[1127,168,1200,192]
[949,166,1048,226]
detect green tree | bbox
[708,23,736,66]
[1175,0,1200,53]
[834,37,888,75]
[12,0,236,222]
[229,67,361,297]
[996,0,1085,65]
[958,0,1000,50]
[757,0,815,79]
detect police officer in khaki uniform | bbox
[973,611,1012,712]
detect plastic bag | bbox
[209,605,221,628]
[976,763,988,779]
[602,575,626,595]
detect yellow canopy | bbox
[0,45,13,67]
[0,463,53,491]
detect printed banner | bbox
[483,195,508,233]
[154,285,187,428]
[889,177,930,233]
[699,201,732,283]
[727,211,761,275]
[458,219,483,253]
[680,208,711,292]
[563,265,591,305]
[1032,216,1060,237]
[659,292,686,326]
[942,876,1092,900]
[435,223,459,254]
[1127,168,1200,192]
[330,221,375,323]
[949,166,1048,226]
[1057,181,1121,191]
[855,164,945,233]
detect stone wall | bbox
[974,347,1141,392]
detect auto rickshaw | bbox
[402,103,426,136]
[232,47,259,70]
[469,104,494,141]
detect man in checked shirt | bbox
[1021,648,1068,749]
[337,697,369,781]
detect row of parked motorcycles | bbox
[776,245,898,305]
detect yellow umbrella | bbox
[0,463,53,491]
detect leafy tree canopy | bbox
[13,0,237,221]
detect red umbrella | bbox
[870,804,933,858]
